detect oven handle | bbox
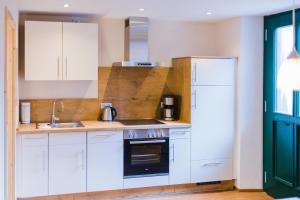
[129,139,166,144]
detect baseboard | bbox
[235,188,264,192]
[20,180,235,200]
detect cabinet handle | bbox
[194,63,197,83]
[202,162,222,167]
[170,144,175,163]
[42,151,46,171]
[81,149,85,170]
[57,56,60,80]
[172,144,175,163]
[23,137,46,140]
[192,91,197,109]
[65,56,68,80]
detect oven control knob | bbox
[148,132,153,138]
[161,132,165,137]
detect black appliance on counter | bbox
[161,95,181,121]
[123,128,169,178]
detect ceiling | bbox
[17,0,299,21]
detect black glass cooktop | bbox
[118,119,164,126]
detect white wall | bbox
[0,0,18,199]
[215,16,264,189]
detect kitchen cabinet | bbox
[190,58,235,183]
[63,22,98,80]
[25,21,98,81]
[169,129,191,185]
[49,132,86,195]
[17,134,48,198]
[25,21,63,80]
[87,131,123,192]
[191,58,235,86]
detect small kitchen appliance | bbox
[101,106,117,121]
[21,102,31,124]
[161,95,180,121]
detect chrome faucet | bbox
[51,99,64,126]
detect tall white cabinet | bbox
[190,58,236,183]
[25,21,98,80]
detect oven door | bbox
[124,138,169,178]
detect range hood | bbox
[113,17,161,67]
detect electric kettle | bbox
[101,106,117,121]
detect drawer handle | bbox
[202,162,223,167]
[23,137,46,140]
[92,134,114,138]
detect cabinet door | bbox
[87,138,123,192]
[63,22,98,80]
[191,86,234,161]
[25,21,63,80]
[191,58,235,86]
[20,134,48,197]
[49,133,86,195]
[169,138,191,185]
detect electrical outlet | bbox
[100,102,112,109]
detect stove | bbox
[118,119,164,126]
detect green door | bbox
[264,10,300,198]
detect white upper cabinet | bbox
[191,58,235,86]
[63,23,98,80]
[25,21,98,81]
[25,21,63,80]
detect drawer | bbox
[49,132,86,145]
[88,131,123,143]
[123,175,169,189]
[22,134,48,146]
[170,129,190,139]
[191,159,233,183]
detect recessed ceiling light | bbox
[206,11,212,15]
[64,3,69,8]
[139,8,145,12]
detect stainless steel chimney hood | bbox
[113,17,161,67]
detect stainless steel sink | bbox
[37,122,84,129]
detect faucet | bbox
[51,99,64,126]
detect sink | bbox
[37,122,84,129]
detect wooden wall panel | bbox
[19,99,99,123]
[98,67,173,120]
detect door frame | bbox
[4,6,17,200]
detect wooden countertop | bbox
[17,120,191,134]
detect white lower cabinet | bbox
[191,159,233,183]
[169,129,191,185]
[49,132,86,195]
[87,131,123,192]
[18,134,48,198]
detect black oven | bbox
[124,129,169,178]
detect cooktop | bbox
[118,119,164,126]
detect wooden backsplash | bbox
[20,67,180,122]
[99,67,173,120]
[20,99,100,123]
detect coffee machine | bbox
[161,95,180,121]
